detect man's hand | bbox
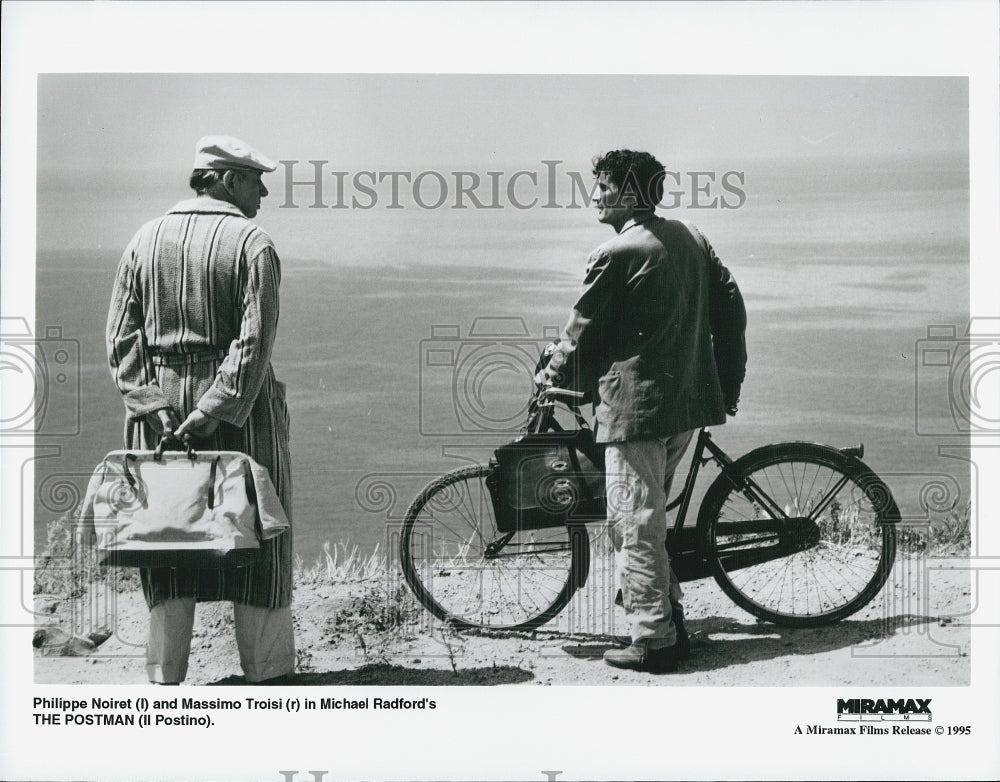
[146,407,181,438]
[533,339,575,388]
[724,390,740,417]
[175,408,221,440]
[534,365,557,388]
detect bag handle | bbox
[153,433,198,462]
[125,418,197,461]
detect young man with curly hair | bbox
[537,149,747,673]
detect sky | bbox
[38,74,968,176]
[35,73,970,258]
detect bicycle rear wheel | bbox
[698,442,897,627]
[400,464,589,631]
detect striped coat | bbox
[107,197,292,608]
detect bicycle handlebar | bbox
[525,385,590,434]
[538,386,585,401]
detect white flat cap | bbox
[192,135,277,172]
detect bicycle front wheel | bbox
[399,464,589,631]
[698,442,897,627]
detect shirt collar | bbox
[168,196,247,217]
[618,211,656,234]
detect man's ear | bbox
[617,186,639,209]
[221,169,239,192]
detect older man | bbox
[106,136,293,684]
[537,149,747,673]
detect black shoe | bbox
[613,609,690,660]
[604,643,679,674]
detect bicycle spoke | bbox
[707,445,896,626]
[807,473,852,521]
[459,475,488,548]
[401,464,586,630]
[423,483,481,549]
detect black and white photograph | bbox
[2,2,998,781]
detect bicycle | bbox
[399,386,899,631]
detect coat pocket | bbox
[597,369,623,406]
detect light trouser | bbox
[605,430,696,649]
[146,598,295,683]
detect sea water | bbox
[32,157,971,561]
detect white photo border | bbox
[2,2,998,780]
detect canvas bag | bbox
[80,438,289,568]
[486,428,606,533]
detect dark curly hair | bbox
[592,149,666,210]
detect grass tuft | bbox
[896,504,971,554]
[293,540,384,584]
[816,499,971,556]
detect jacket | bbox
[106,196,293,608]
[559,215,746,442]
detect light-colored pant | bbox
[605,430,695,649]
[147,598,295,683]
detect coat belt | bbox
[149,348,228,367]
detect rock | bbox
[88,627,112,648]
[33,626,97,656]
[34,624,113,656]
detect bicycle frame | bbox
[400,385,896,630]
[666,428,731,532]
[530,388,867,574]
[674,428,865,529]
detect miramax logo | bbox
[837,698,933,721]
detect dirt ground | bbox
[34,554,972,687]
